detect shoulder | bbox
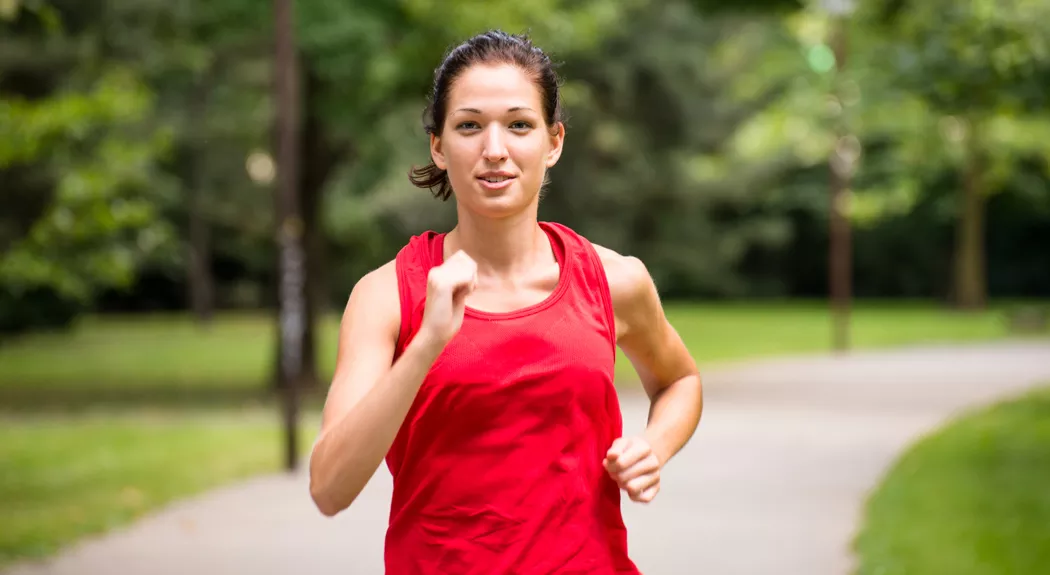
[543,221,653,305]
[342,259,401,337]
[589,243,662,341]
[350,258,399,300]
[591,244,653,307]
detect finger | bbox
[633,483,660,504]
[430,257,477,296]
[604,438,630,466]
[625,472,659,498]
[608,440,650,473]
[450,262,478,293]
[446,250,478,276]
[616,454,660,484]
[452,277,476,301]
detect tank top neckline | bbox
[428,221,573,321]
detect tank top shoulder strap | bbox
[540,221,617,351]
[393,230,442,359]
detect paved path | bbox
[7,341,1050,575]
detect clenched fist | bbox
[603,436,661,504]
[419,249,478,348]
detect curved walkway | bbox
[6,340,1050,575]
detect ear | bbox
[545,122,565,168]
[430,134,447,170]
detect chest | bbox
[463,262,561,314]
[414,306,616,431]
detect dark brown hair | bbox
[408,30,567,201]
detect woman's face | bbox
[430,63,564,218]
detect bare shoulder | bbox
[592,243,655,304]
[340,259,401,352]
[344,258,400,323]
[590,243,662,341]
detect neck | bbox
[445,203,550,278]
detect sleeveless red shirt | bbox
[384,221,641,574]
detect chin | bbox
[464,182,536,218]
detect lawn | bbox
[853,385,1050,575]
[0,300,1043,395]
[0,408,319,568]
[0,299,1044,569]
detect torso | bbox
[382,221,641,575]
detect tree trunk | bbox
[953,123,987,310]
[186,76,215,325]
[186,180,214,324]
[271,64,347,390]
[273,0,305,471]
[828,14,852,352]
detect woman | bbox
[309,30,703,574]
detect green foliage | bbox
[868,0,1050,114]
[850,0,1050,191]
[2,0,1049,328]
[0,67,176,301]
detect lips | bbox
[476,172,517,191]
[476,172,516,182]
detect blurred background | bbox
[1,0,1048,572]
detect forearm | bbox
[309,334,444,515]
[642,373,703,466]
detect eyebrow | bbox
[454,107,535,114]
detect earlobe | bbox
[430,134,446,170]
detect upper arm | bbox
[318,259,401,435]
[593,244,698,398]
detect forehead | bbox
[447,63,543,111]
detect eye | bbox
[455,121,480,131]
[509,120,533,131]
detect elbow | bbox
[310,473,355,517]
[308,450,352,517]
[309,478,342,517]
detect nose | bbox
[481,124,508,163]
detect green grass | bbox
[0,300,1044,395]
[0,299,1043,568]
[854,385,1050,575]
[0,408,318,568]
[0,313,314,392]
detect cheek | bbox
[443,139,477,171]
[511,139,550,170]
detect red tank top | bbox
[384,221,641,574]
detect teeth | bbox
[482,176,510,182]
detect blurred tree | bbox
[4,0,1048,346]
[0,2,177,335]
[334,0,806,297]
[722,0,1050,304]
[857,0,1050,309]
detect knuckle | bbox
[427,270,449,289]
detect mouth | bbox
[476,173,517,190]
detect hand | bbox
[419,250,478,348]
[603,436,662,504]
